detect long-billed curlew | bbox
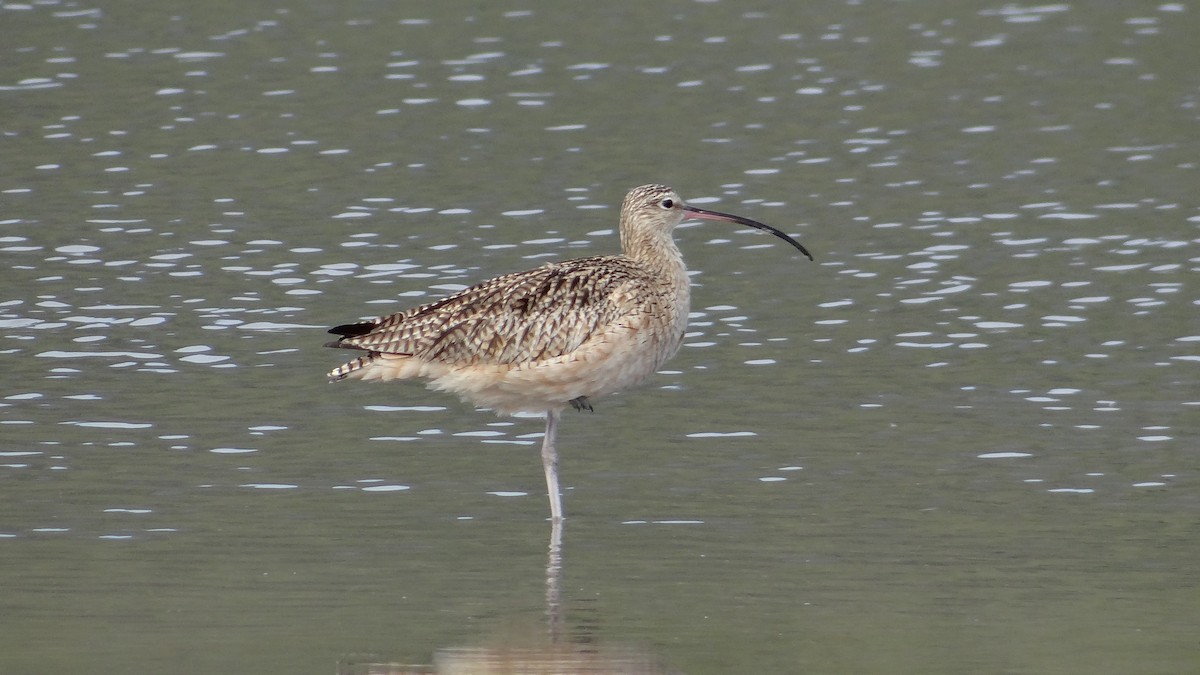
[326,184,812,522]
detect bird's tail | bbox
[327,352,380,382]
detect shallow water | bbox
[3,2,1198,673]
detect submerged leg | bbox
[541,409,564,522]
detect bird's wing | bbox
[327,256,652,366]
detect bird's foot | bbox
[568,396,594,413]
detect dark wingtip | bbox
[328,322,376,338]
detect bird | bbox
[325,184,812,522]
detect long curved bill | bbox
[682,204,814,261]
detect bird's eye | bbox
[659,198,675,209]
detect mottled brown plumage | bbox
[326,184,812,521]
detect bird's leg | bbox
[541,409,564,522]
[568,396,593,412]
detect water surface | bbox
[2,2,1197,673]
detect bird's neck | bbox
[619,227,691,363]
[622,229,689,291]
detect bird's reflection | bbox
[337,519,676,675]
[545,516,564,643]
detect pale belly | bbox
[346,314,686,415]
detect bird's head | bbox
[619,184,813,261]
